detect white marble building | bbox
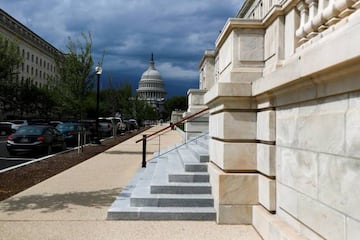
[186,0,360,239]
[136,54,166,115]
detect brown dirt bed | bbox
[0,127,149,201]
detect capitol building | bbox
[136,54,166,113]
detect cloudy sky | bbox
[1,1,242,97]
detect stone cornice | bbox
[198,50,215,69]
[0,8,62,57]
[187,89,207,95]
[215,18,263,49]
[216,0,301,51]
[237,0,258,18]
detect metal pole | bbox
[94,73,100,144]
[142,134,147,168]
[77,132,81,154]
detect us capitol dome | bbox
[136,53,166,102]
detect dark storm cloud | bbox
[1,0,242,96]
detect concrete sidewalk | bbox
[0,126,261,240]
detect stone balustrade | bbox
[296,0,360,43]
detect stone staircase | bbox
[107,133,216,220]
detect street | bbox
[0,137,43,171]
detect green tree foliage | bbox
[0,33,23,114]
[164,96,188,119]
[52,32,94,119]
[100,78,134,118]
[0,34,23,81]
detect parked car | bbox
[128,119,139,130]
[7,125,66,156]
[0,122,13,136]
[56,122,88,147]
[9,120,28,131]
[107,117,127,134]
[49,120,63,127]
[98,118,113,137]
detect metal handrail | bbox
[135,107,209,143]
[137,107,209,167]
[149,131,209,161]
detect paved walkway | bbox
[0,126,261,240]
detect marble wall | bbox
[275,92,360,240]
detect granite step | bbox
[150,182,212,194]
[176,147,208,172]
[195,136,209,150]
[130,193,214,207]
[186,143,209,162]
[107,206,216,221]
[107,133,215,221]
[168,172,209,183]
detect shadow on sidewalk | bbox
[0,188,121,214]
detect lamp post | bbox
[94,64,102,144]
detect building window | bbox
[26,65,29,73]
[27,52,29,60]
[36,56,38,64]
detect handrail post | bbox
[142,134,147,168]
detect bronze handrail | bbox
[137,107,209,168]
[135,107,209,143]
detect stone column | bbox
[205,83,258,224]
[204,21,265,224]
[183,89,208,140]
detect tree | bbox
[0,33,23,116]
[164,96,188,120]
[52,32,94,119]
[0,34,23,81]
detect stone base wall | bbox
[273,92,360,240]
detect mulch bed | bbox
[0,127,149,201]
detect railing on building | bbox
[296,0,360,44]
[135,107,209,168]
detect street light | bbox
[94,64,102,144]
